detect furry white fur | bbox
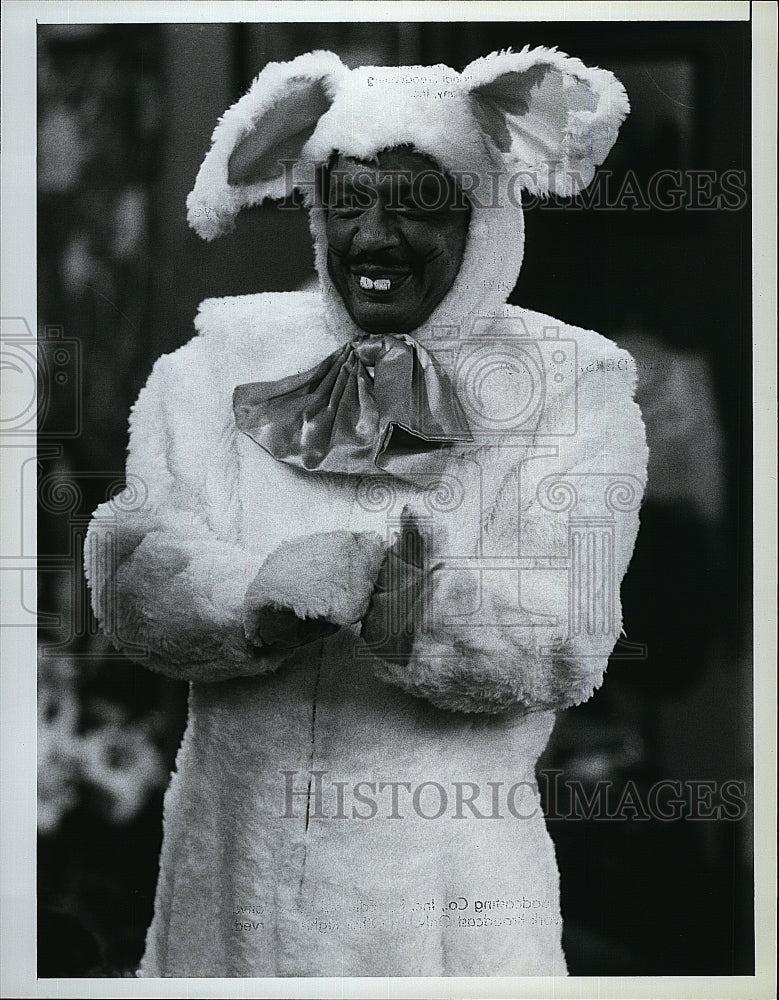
[84,47,645,978]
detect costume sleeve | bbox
[362,341,648,714]
[84,351,288,683]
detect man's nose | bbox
[351,201,401,252]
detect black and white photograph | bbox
[0,1,776,995]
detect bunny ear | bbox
[187,50,347,240]
[464,47,629,197]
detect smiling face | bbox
[324,148,471,335]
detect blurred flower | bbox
[59,231,114,299]
[37,653,167,833]
[80,719,167,824]
[112,187,148,260]
[38,105,88,194]
[38,657,81,834]
[38,744,80,835]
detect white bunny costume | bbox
[85,48,647,977]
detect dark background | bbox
[37,20,752,977]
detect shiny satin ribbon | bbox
[233,333,472,481]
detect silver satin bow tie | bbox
[233,333,472,481]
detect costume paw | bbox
[244,530,386,647]
[360,509,433,666]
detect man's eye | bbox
[392,193,436,214]
[394,201,446,220]
[395,202,427,216]
[330,205,364,219]
[329,191,376,217]
[396,189,454,217]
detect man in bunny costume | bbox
[85,47,647,977]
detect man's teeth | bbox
[358,275,392,292]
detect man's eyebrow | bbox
[330,171,379,191]
[402,174,456,204]
[327,175,363,202]
[415,175,450,192]
[326,170,455,207]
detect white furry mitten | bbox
[244,530,386,649]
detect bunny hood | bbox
[186,47,629,346]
